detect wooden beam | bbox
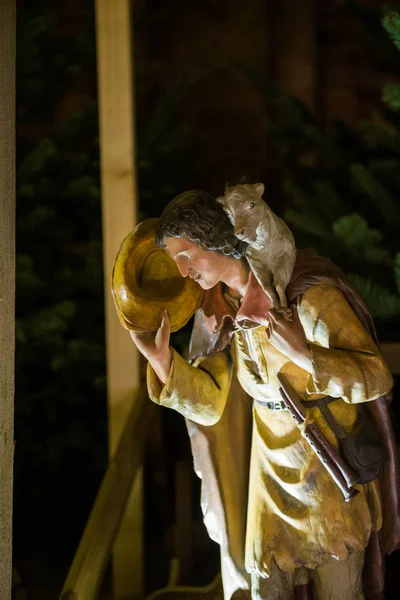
[0,1,15,598]
[94,1,142,597]
[60,390,156,600]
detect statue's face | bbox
[164,237,233,290]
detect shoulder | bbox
[300,283,348,312]
[298,283,359,342]
[298,283,378,351]
[299,283,351,323]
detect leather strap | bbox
[256,396,339,412]
[316,397,347,441]
[303,396,339,409]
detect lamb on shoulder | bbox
[216,182,296,320]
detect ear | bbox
[216,195,225,205]
[238,174,250,184]
[252,182,265,196]
[224,181,233,192]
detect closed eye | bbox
[174,252,190,260]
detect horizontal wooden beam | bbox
[60,390,156,600]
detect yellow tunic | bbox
[147,283,393,576]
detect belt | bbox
[256,396,339,411]
[256,400,287,411]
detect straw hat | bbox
[111,218,205,332]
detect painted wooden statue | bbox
[112,189,400,600]
[216,182,296,320]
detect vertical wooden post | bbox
[95,1,142,598]
[0,0,15,598]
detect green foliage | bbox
[332,214,391,265]
[382,82,400,111]
[348,275,400,319]
[234,8,400,336]
[382,10,400,51]
[381,10,400,111]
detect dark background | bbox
[13,0,400,598]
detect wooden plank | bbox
[0,1,15,598]
[94,1,142,597]
[60,390,156,600]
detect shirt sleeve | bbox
[146,347,233,425]
[298,284,393,404]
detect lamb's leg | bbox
[248,255,282,311]
[274,283,293,321]
[273,254,296,321]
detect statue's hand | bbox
[267,306,313,373]
[130,309,172,384]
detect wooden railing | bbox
[60,388,156,600]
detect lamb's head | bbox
[216,182,265,243]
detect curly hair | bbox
[155,189,247,259]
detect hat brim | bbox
[111,218,204,333]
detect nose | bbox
[176,259,189,278]
[235,227,247,239]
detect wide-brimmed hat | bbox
[111,218,205,333]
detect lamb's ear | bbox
[216,195,225,206]
[224,181,233,192]
[252,182,265,196]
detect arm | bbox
[298,284,393,403]
[147,348,233,426]
[129,310,232,426]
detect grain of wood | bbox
[95,1,141,596]
[0,1,15,599]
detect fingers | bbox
[129,329,154,359]
[291,304,300,323]
[269,306,297,327]
[155,309,170,349]
[129,329,147,344]
[129,329,138,346]
[267,305,297,341]
[160,309,170,333]
[268,309,278,325]
[162,308,169,323]
[157,309,169,335]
